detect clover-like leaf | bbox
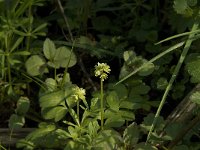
[173,0,188,15]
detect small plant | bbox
[94,62,111,130]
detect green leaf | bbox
[120,110,135,121]
[16,96,30,116]
[48,46,77,68]
[94,130,122,150]
[157,77,168,90]
[130,83,150,95]
[190,91,200,105]
[186,59,200,82]
[172,145,189,150]
[45,78,57,92]
[106,91,120,111]
[173,0,188,15]
[123,123,139,146]
[12,51,31,56]
[105,115,125,128]
[43,38,56,60]
[25,55,48,76]
[9,114,25,129]
[42,106,67,121]
[138,62,155,76]
[39,90,65,108]
[135,142,158,150]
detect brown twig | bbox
[56,0,74,42]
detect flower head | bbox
[94,62,111,81]
[72,86,86,101]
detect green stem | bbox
[77,100,79,122]
[146,22,199,143]
[100,79,104,130]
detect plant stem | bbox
[146,22,199,143]
[77,100,79,122]
[100,78,104,130]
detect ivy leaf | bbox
[186,59,200,82]
[123,123,139,146]
[25,55,48,76]
[190,91,200,105]
[16,96,30,116]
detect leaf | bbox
[48,46,77,68]
[42,106,67,121]
[120,110,135,121]
[94,130,122,150]
[141,113,165,132]
[157,77,168,90]
[190,91,200,105]
[106,91,120,111]
[104,115,125,128]
[172,145,189,150]
[45,78,57,92]
[186,59,200,82]
[43,38,56,60]
[25,55,48,76]
[135,142,158,150]
[123,123,139,146]
[173,0,188,15]
[130,83,150,95]
[9,114,25,129]
[138,62,155,76]
[16,96,30,116]
[39,90,65,108]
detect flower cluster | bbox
[94,62,111,81]
[72,86,86,101]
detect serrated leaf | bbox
[16,96,30,116]
[190,91,200,105]
[43,38,56,60]
[123,123,139,146]
[9,114,25,129]
[25,55,48,76]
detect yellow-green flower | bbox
[72,86,86,101]
[94,62,111,81]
